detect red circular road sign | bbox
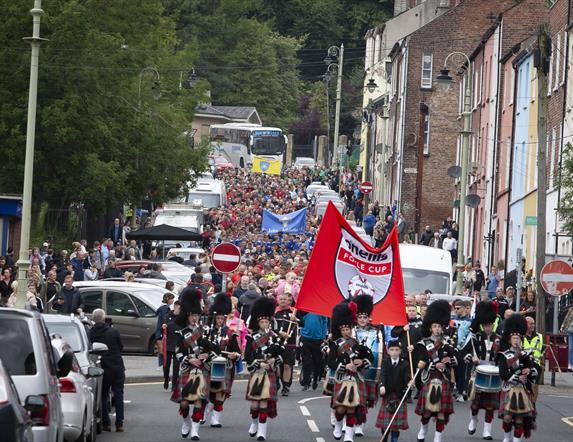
[360,181,373,194]
[211,242,242,274]
[540,260,573,296]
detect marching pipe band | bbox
[168,292,542,442]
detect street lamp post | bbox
[436,52,472,295]
[362,79,379,207]
[324,44,344,169]
[16,1,47,308]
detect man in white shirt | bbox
[441,231,457,261]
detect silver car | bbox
[43,314,108,435]
[0,308,65,442]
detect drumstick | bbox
[406,329,414,380]
[380,368,421,442]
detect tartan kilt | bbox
[375,394,409,431]
[364,379,379,408]
[498,389,536,419]
[245,369,279,419]
[471,390,500,410]
[171,369,208,403]
[415,374,454,417]
[331,378,368,409]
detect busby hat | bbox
[209,292,232,317]
[354,294,373,317]
[176,287,203,325]
[248,296,276,331]
[500,313,527,350]
[470,301,497,333]
[331,302,356,340]
[421,299,451,337]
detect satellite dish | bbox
[466,194,481,208]
[447,165,462,178]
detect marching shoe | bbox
[249,419,259,437]
[210,410,222,428]
[181,416,191,439]
[417,423,428,442]
[201,403,214,425]
[190,421,200,441]
[256,422,267,441]
[512,437,522,442]
[482,421,492,440]
[330,410,337,427]
[354,424,364,437]
[468,416,477,435]
[344,426,355,442]
[433,431,442,442]
[502,431,512,442]
[333,420,344,440]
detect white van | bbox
[398,244,453,295]
[186,179,227,208]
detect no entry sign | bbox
[211,242,241,273]
[360,181,373,194]
[540,260,573,296]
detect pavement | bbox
[99,372,573,442]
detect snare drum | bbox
[210,356,227,382]
[474,365,501,393]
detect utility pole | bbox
[16,0,46,308]
[535,28,550,344]
[363,103,373,207]
[332,44,344,168]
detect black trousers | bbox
[301,337,323,387]
[163,350,180,388]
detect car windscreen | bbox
[45,323,84,353]
[134,289,164,310]
[0,318,37,375]
[402,268,450,295]
[187,192,221,208]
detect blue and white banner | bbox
[261,208,307,234]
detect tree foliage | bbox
[558,142,573,233]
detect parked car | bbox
[48,281,172,353]
[43,314,108,435]
[293,157,316,169]
[103,277,184,294]
[51,337,102,442]
[165,247,207,263]
[0,359,34,442]
[0,308,66,442]
[305,181,330,198]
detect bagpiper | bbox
[353,294,383,437]
[244,297,285,441]
[415,300,458,442]
[171,288,213,440]
[375,340,413,442]
[274,291,298,397]
[462,301,501,440]
[202,293,241,428]
[497,314,538,442]
[327,301,373,442]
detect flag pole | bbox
[406,329,415,380]
[380,368,420,442]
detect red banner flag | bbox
[296,202,407,326]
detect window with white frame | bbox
[505,136,511,189]
[421,53,433,89]
[423,113,430,155]
[548,127,555,188]
[561,31,566,86]
[554,33,561,91]
[548,38,554,94]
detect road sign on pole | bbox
[211,243,242,274]
[540,260,573,297]
[360,181,373,194]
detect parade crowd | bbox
[0,164,570,442]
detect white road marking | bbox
[213,253,240,262]
[562,417,573,427]
[298,396,329,404]
[300,405,310,416]
[316,438,326,442]
[548,394,573,398]
[124,400,132,404]
[307,419,320,433]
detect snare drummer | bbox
[497,314,537,442]
[354,294,383,437]
[327,301,373,442]
[414,300,458,442]
[203,293,241,428]
[244,297,285,441]
[170,288,212,440]
[462,301,501,440]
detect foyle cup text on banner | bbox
[261,208,307,234]
[295,201,407,326]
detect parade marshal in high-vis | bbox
[296,202,407,326]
